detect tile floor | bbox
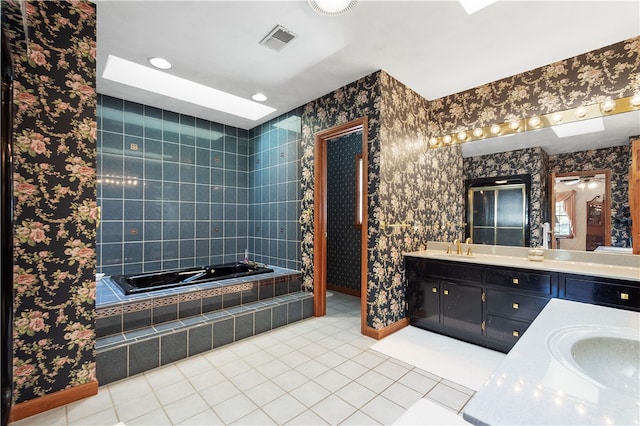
[12,293,478,426]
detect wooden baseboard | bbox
[327,283,361,297]
[9,381,98,422]
[363,317,409,340]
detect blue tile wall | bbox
[97,95,301,275]
[248,110,302,270]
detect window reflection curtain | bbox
[556,190,576,238]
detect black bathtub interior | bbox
[110,262,274,295]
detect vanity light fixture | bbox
[149,57,172,70]
[428,94,638,150]
[600,98,616,113]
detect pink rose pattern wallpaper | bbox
[6,1,97,403]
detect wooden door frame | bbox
[550,169,611,249]
[313,117,368,335]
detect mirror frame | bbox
[550,169,611,250]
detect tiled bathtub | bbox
[95,266,313,384]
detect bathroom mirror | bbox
[461,109,639,251]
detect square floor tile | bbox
[313,369,351,393]
[261,393,306,425]
[425,382,473,413]
[310,394,357,425]
[360,395,406,425]
[335,381,377,409]
[212,393,258,424]
[291,380,332,407]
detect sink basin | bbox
[547,326,640,397]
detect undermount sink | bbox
[547,326,640,397]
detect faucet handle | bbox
[465,237,472,244]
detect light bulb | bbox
[600,98,616,113]
[630,93,640,107]
[443,135,452,144]
[457,131,467,141]
[473,128,484,138]
[429,137,438,146]
[509,120,520,131]
[551,113,564,124]
[576,106,588,119]
[528,116,541,128]
[490,124,501,135]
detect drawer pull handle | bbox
[513,330,520,337]
[432,287,438,293]
[620,292,629,300]
[512,278,519,285]
[444,289,449,296]
[512,303,519,310]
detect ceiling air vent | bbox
[259,25,297,52]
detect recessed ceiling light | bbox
[149,57,172,70]
[252,93,267,102]
[103,55,276,121]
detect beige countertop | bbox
[405,242,640,282]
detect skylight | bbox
[551,117,605,138]
[102,55,277,121]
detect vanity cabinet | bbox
[560,274,640,311]
[406,257,556,352]
[405,257,484,345]
[405,254,638,353]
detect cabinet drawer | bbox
[485,267,553,295]
[423,259,483,283]
[486,290,550,321]
[486,315,531,346]
[562,276,640,311]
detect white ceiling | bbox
[96,0,640,153]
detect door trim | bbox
[313,117,368,335]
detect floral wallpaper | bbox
[429,37,640,137]
[300,71,381,304]
[549,145,632,247]
[7,1,97,404]
[301,71,464,330]
[464,147,549,247]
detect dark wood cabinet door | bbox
[406,275,440,327]
[441,281,483,335]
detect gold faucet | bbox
[453,239,462,255]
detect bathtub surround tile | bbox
[188,323,213,356]
[129,338,160,376]
[95,346,127,384]
[213,317,234,348]
[160,330,187,365]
